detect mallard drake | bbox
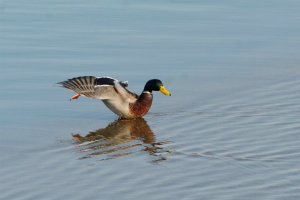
[58,76,171,119]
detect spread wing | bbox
[58,76,138,102]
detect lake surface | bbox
[1,1,300,199]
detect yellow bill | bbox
[159,85,172,96]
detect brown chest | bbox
[129,93,153,117]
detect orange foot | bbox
[70,94,80,101]
[120,117,136,121]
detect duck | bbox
[58,76,171,119]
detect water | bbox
[1,1,300,199]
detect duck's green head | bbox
[144,79,171,96]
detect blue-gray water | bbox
[1,1,300,199]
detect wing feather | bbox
[58,76,135,100]
[94,85,121,100]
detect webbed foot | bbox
[70,94,80,101]
[119,117,136,121]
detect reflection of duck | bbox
[72,118,167,161]
[58,76,171,119]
